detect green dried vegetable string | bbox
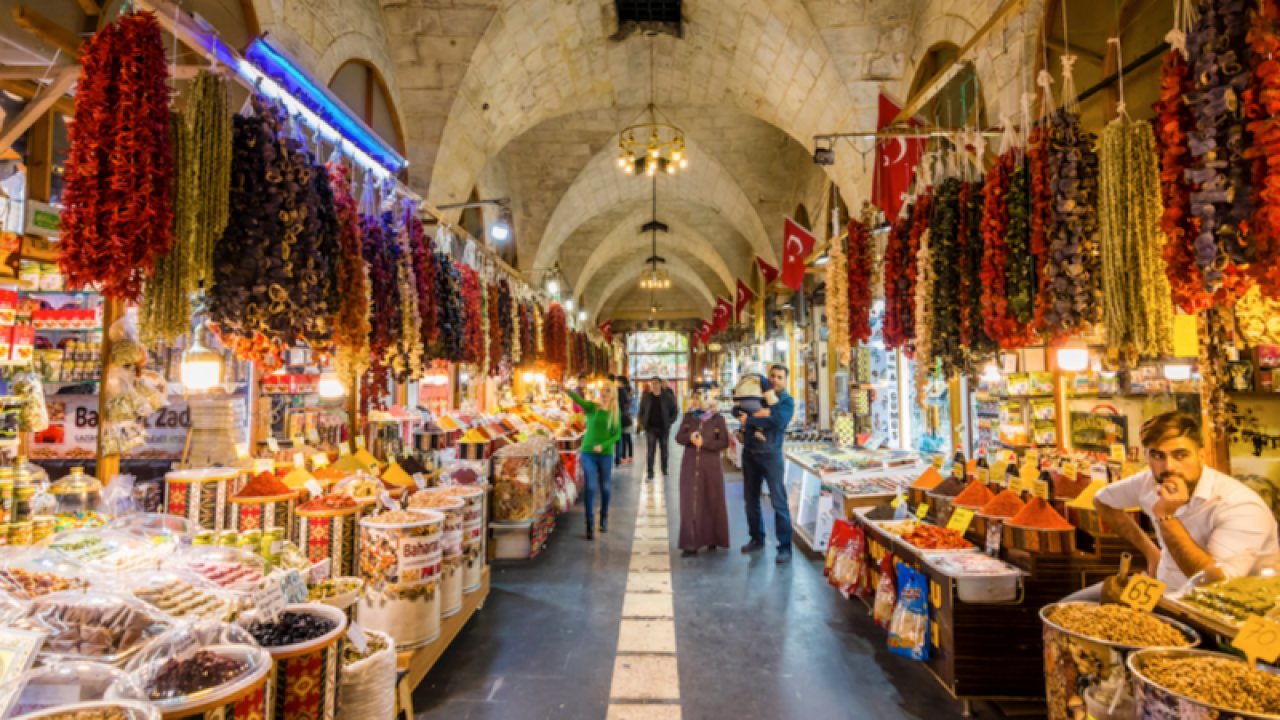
[140,112,192,342]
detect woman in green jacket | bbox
[565,384,622,539]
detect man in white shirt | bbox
[1091,411,1279,594]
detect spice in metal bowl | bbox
[1140,655,1280,714]
[1045,603,1192,647]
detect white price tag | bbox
[413,472,427,490]
[252,580,287,623]
[305,480,324,498]
[310,558,332,584]
[234,442,249,460]
[267,437,280,453]
[280,570,308,603]
[346,623,369,654]
[339,444,351,456]
[307,429,321,445]
[292,452,305,469]
[253,459,274,475]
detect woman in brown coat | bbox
[675,390,731,556]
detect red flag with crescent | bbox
[712,297,733,333]
[874,93,925,222]
[781,218,815,291]
[735,278,755,321]
[698,320,713,344]
[598,321,613,344]
[756,257,780,286]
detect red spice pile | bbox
[1008,497,1073,530]
[234,472,292,499]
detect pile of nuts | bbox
[1045,603,1192,647]
[1140,655,1280,714]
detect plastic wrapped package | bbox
[125,621,271,718]
[872,555,896,628]
[12,591,170,665]
[491,454,536,522]
[107,514,196,546]
[0,549,88,600]
[825,521,866,598]
[0,661,151,719]
[42,530,169,573]
[123,570,238,622]
[440,460,488,487]
[163,547,266,592]
[887,562,930,661]
[339,629,396,720]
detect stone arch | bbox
[572,211,736,302]
[423,0,872,215]
[533,138,774,278]
[588,257,716,323]
[329,58,408,154]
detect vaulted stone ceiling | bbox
[247,0,1041,322]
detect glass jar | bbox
[49,465,105,531]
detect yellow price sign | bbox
[890,495,902,509]
[947,507,975,534]
[990,460,1009,486]
[1018,462,1039,492]
[1234,614,1280,665]
[310,453,329,468]
[291,434,305,448]
[1061,462,1078,482]
[931,456,944,469]
[266,437,280,453]
[233,442,248,460]
[915,503,930,520]
[338,444,351,456]
[1032,480,1051,501]
[1026,449,1040,468]
[976,468,990,486]
[306,429,320,445]
[1119,575,1167,614]
[355,436,366,449]
[1110,444,1127,463]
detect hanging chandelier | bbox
[617,35,688,177]
[638,174,670,289]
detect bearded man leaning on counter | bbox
[1068,411,1280,602]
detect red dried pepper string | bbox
[60,12,174,301]
[1247,1,1280,299]
[488,282,503,376]
[544,303,567,371]
[882,206,914,352]
[458,266,484,366]
[847,218,873,345]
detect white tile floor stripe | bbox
[608,473,681,718]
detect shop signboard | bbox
[31,394,190,460]
[1069,411,1128,452]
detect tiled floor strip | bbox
[606,475,682,719]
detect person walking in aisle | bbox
[615,376,635,467]
[564,384,621,540]
[735,364,796,563]
[675,389,731,556]
[638,377,678,481]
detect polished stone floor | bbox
[413,438,1004,719]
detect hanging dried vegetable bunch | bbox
[1246,0,1280,297]
[140,71,232,342]
[825,221,849,363]
[60,11,173,301]
[363,209,401,366]
[980,152,1014,345]
[508,283,521,365]
[488,280,502,376]
[534,304,546,359]
[390,204,424,381]
[847,214,874,348]
[1184,0,1253,296]
[1038,110,1102,340]
[458,266,485,366]
[927,177,964,376]
[326,164,371,383]
[913,226,935,388]
[1098,119,1174,361]
[1199,307,1233,430]
[1154,43,1212,312]
[883,203,917,353]
[960,179,995,367]
[435,254,466,362]
[209,97,338,363]
[413,229,438,360]
[544,303,568,370]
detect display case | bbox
[784,445,925,552]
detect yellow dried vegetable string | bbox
[1129,122,1173,357]
[826,229,849,365]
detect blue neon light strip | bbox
[243,38,408,173]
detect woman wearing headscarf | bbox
[675,389,731,556]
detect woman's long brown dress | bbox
[675,410,731,551]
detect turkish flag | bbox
[874,92,926,221]
[756,257,780,286]
[598,321,613,344]
[735,278,755,321]
[713,297,733,333]
[698,320,713,344]
[781,217,816,291]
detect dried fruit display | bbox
[60,11,174,301]
[1099,119,1174,362]
[847,217,873,347]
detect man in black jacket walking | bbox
[638,377,678,481]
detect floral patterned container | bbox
[227,492,297,539]
[1128,648,1280,720]
[255,603,347,720]
[434,485,486,593]
[1039,602,1199,720]
[355,510,444,649]
[164,469,240,532]
[408,492,466,617]
[295,504,360,578]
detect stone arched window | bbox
[907,43,986,130]
[328,60,406,156]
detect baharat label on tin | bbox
[397,534,442,585]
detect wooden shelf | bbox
[394,565,491,716]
